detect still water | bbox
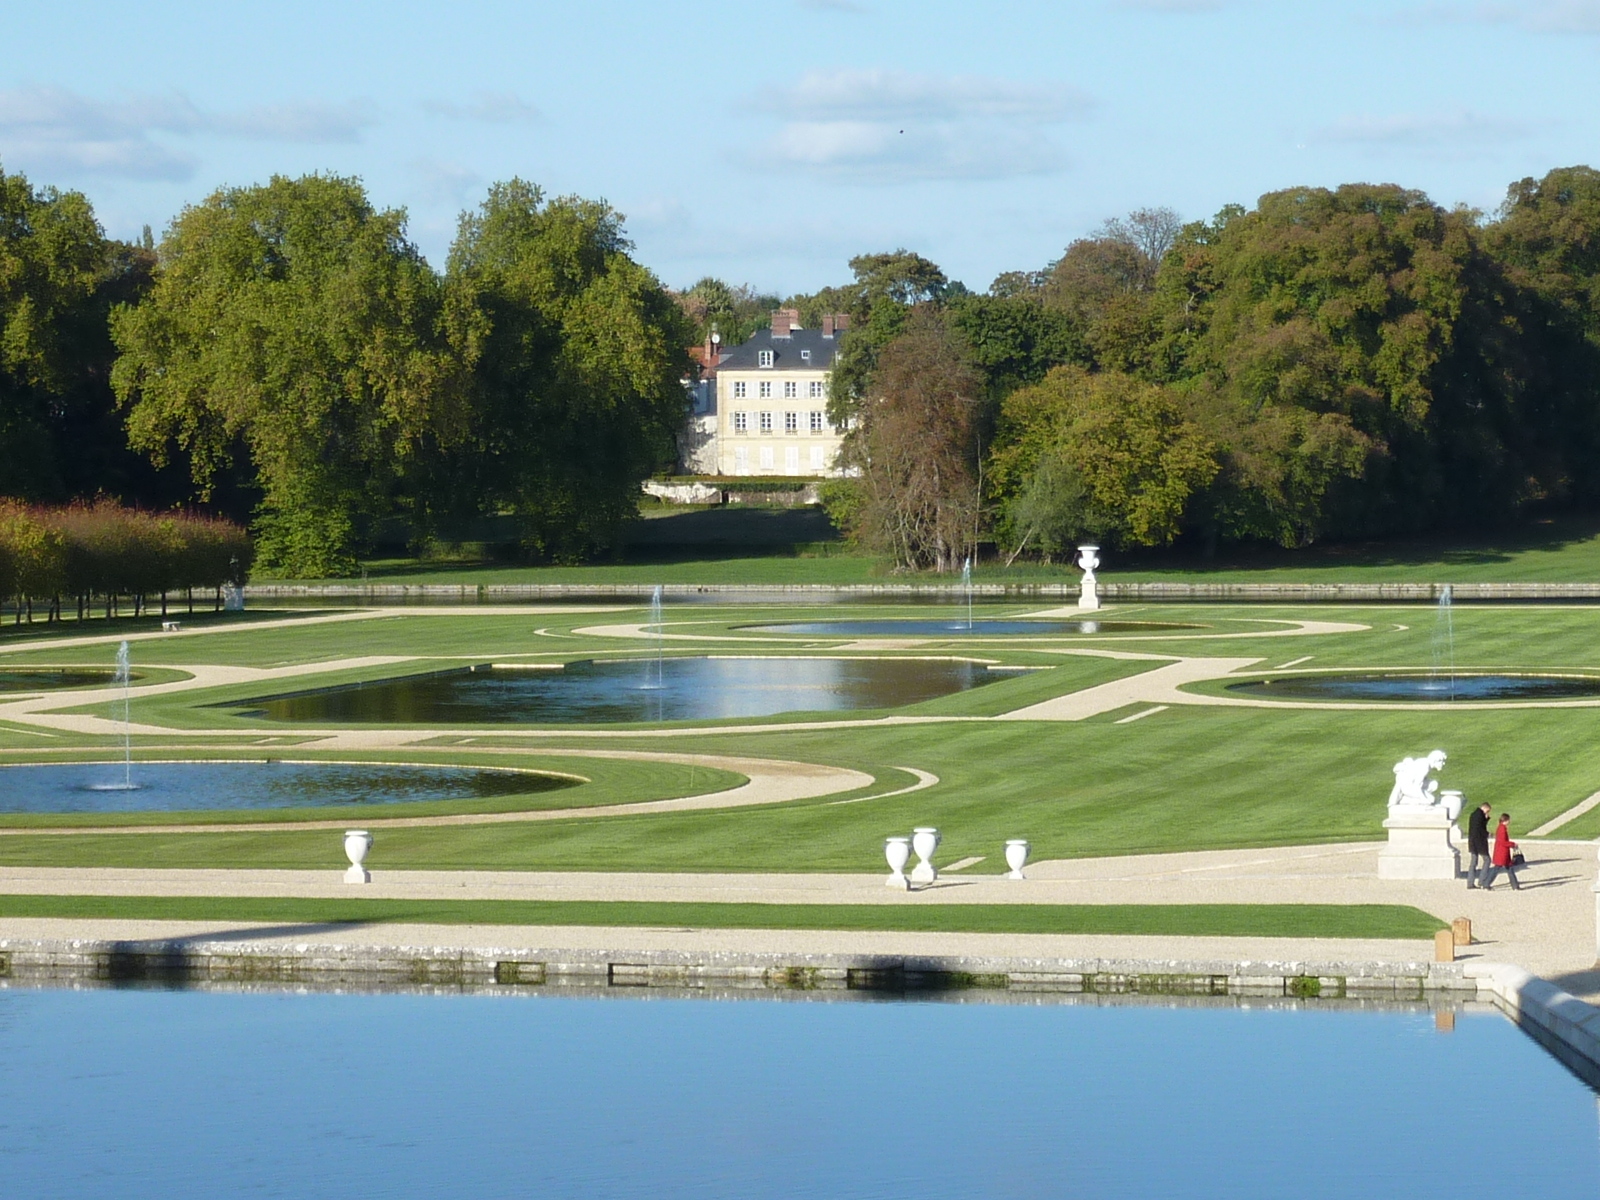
[237,658,1017,724]
[0,989,1593,1199]
[0,761,572,813]
[750,618,1195,636]
[0,668,119,693]
[1226,673,1600,702]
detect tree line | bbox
[2,166,692,578]
[6,158,1600,577]
[0,501,251,621]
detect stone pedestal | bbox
[1078,580,1100,612]
[1379,807,1460,880]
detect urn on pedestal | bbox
[1004,839,1030,880]
[344,830,373,884]
[885,836,911,889]
[910,827,941,885]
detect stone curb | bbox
[1465,961,1600,1087]
[0,936,1469,1000]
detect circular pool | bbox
[0,761,577,814]
[233,658,1021,724]
[1225,673,1600,702]
[0,669,123,693]
[745,619,1197,637]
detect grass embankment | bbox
[0,894,1444,939]
[248,512,1600,587]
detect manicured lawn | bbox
[0,599,1596,879]
[0,894,1445,939]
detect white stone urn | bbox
[1076,545,1101,612]
[885,836,911,889]
[1004,839,1030,880]
[344,829,373,884]
[910,827,941,885]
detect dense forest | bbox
[5,159,1600,576]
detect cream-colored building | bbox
[713,310,848,477]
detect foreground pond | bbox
[236,658,1020,724]
[0,761,573,814]
[0,989,1592,1199]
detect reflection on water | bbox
[0,669,120,693]
[0,761,572,814]
[0,989,1593,1199]
[749,619,1197,636]
[238,658,1016,724]
[1227,673,1600,702]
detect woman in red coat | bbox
[1485,813,1522,891]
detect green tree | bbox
[677,278,779,347]
[436,180,693,559]
[110,174,460,577]
[989,366,1217,553]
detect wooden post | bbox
[1452,917,1472,946]
[1434,929,1456,962]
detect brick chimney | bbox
[821,314,834,338]
[770,308,798,338]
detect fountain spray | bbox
[115,640,132,789]
[961,557,973,631]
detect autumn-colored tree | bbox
[844,308,981,572]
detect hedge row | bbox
[0,501,253,622]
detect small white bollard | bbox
[1004,839,1030,880]
[161,620,180,633]
[344,829,373,884]
[885,836,911,889]
[910,827,941,885]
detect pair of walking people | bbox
[1467,801,1521,890]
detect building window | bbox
[800,349,811,362]
[759,446,775,469]
[810,445,827,470]
[759,411,773,433]
[758,349,774,369]
[784,411,798,434]
[809,411,825,433]
[785,446,800,473]
[733,381,747,399]
[733,411,747,434]
[758,381,773,399]
[809,381,825,399]
[734,446,749,474]
[783,381,798,398]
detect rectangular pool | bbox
[0,987,1593,1198]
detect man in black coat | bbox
[1467,802,1493,888]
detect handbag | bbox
[1512,849,1526,867]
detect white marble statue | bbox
[1388,750,1448,810]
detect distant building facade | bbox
[711,309,849,477]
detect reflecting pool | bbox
[0,760,574,814]
[750,618,1197,636]
[236,658,1018,724]
[1226,673,1600,702]
[0,668,122,693]
[0,989,1593,1199]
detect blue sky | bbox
[4,0,1599,294]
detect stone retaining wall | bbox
[0,936,1468,1000]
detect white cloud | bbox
[411,159,483,206]
[421,93,540,124]
[749,69,1088,182]
[0,85,375,182]
[1117,0,1227,11]
[766,68,1090,123]
[1313,110,1533,149]
[1420,1,1600,34]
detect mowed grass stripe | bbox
[0,895,1444,939]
